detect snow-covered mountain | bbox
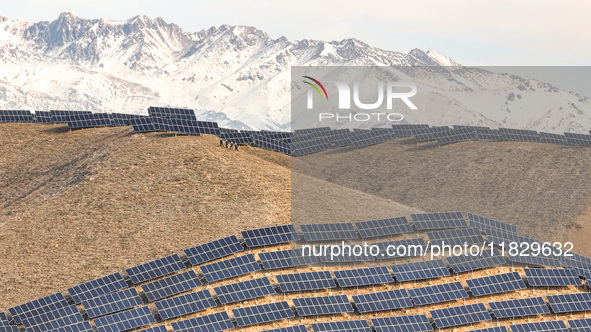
[0,12,589,132]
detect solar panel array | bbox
[468,213,518,234]
[67,272,128,304]
[468,327,509,332]
[488,296,550,318]
[19,304,84,332]
[426,227,484,246]
[524,268,582,287]
[52,321,94,332]
[352,289,413,313]
[546,292,591,313]
[311,320,372,332]
[390,259,450,281]
[125,253,185,285]
[355,217,414,238]
[0,110,35,123]
[333,266,394,287]
[568,318,591,332]
[510,321,570,332]
[262,325,308,332]
[93,306,156,332]
[232,301,294,327]
[372,238,428,259]
[276,271,336,292]
[411,212,468,230]
[8,292,68,325]
[140,269,202,302]
[299,222,358,241]
[200,254,261,282]
[241,224,299,247]
[407,281,468,306]
[153,289,216,320]
[292,295,353,316]
[447,248,506,273]
[430,303,491,328]
[258,248,318,270]
[371,314,434,332]
[183,234,244,266]
[466,271,526,296]
[214,276,276,304]
[82,288,143,319]
[170,311,234,332]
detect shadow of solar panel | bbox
[539,132,569,145]
[525,268,581,287]
[276,271,336,292]
[547,292,591,313]
[67,272,128,304]
[140,270,202,302]
[447,248,506,273]
[489,296,549,319]
[252,133,291,155]
[148,107,196,119]
[241,225,299,248]
[390,259,450,281]
[130,116,155,133]
[154,289,216,320]
[183,235,243,266]
[498,128,541,142]
[0,110,35,123]
[372,238,428,259]
[232,301,294,327]
[259,248,318,270]
[261,325,307,332]
[34,111,54,124]
[511,321,569,332]
[200,254,261,282]
[430,303,491,329]
[293,295,353,316]
[355,217,414,238]
[94,306,155,332]
[171,311,234,332]
[568,318,591,332]
[411,212,467,230]
[468,213,518,234]
[19,304,84,332]
[52,321,94,332]
[125,254,185,285]
[135,326,168,332]
[352,289,413,313]
[82,288,143,319]
[407,281,468,306]
[8,292,68,325]
[312,320,372,332]
[371,314,433,332]
[467,327,509,332]
[436,127,477,145]
[300,222,358,241]
[565,133,591,146]
[427,227,484,247]
[334,266,394,287]
[214,276,276,304]
[466,271,526,297]
[474,128,503,141]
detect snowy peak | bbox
[409,48,461,66]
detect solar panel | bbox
[352,289,413,313]
[67,272,129,304]
[241,224,299,247]
[148,107,196,119]
[259,248,318,270]
[34,111,54,124]
[372,238,428,259]
[447,248,506,273]
[355,217,414,238]
[411,212,467,230]
[510,321,569,332]
[412,127,451,143]
[134,326,168,332]
[319,251,375,263]
[292,295,353,316]
[154,289,217,320]
[140,269,202,302]
[436,127,477,145]
[200,253,261,282]
[498,128,541,143]
[276,271,336,292]
[82,288,143,319]
[170,118,220,136]
[427,227,484,247]
[19,304,84,332]
[291,137,334,156]
[485,229,529,244]
[294,127,332,135]
[183,235,244,266]
[0,327,18,332]
[252,133,291,155]
[474,128,503,141]
[539,132,569,145]
[261,325,308,332]
[390,259,450,281]
[0,110,35,123]
[525,268,582,287]
[300,222,358,241]
[466,327,509,332]
[8,292,68,325]
[489,296,550,319]
[563,253,591,279]
[125,253,185,285]
[407,281,468,306]
[507,253,564,268]
[568,318,591,332]
[232,301,294,327]
[94,306,156,332]
[0,312,9,325]
[546,292,591,313]
[430,303,492,328]
[468,213,518,234]
[564,132,591,146]
[311,320,372,332]
[333,266,394,287]
[214,276,276,304]
[52,321,94,332]
[466,271,526,296]
[170,311,234,332]
[371,314,433,332]
[130,116,155,133]
[67,112,112,129]
[351,128,396,148]
[220,131,254,145]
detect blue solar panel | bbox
[319,251,374,263]
[407,281,468,306]
[525,268,582,287]
[447,248,506,273]
[8,292,68,325]
[252,133,292,155]
[200,254,261,282]
[546,292,591,313]
[508,253,564,268]
[468,213,517,234]
[125,254,185,285]
[355,217,414,238]
[568,318,591,332]
[130,116,155,133]
[411,212,467,230]
[372,238,428,259]
[94,306,156,332]
[34,111,54,124]
[135,326,168,332]
[19,304,84,332]
[430,303,491,328]
[259,248,318,270]
[82,288,143,319]
[241,224,299,247]
[214,276,276,304]
[0,326,18,332]
[352,289,413,313]
[67,272,128,304]
[293,295,353,316]
[140,270,202,302]
[466,328,509,332]
[563,253,591,279]
[148,107,196,118]
[183,235,244,266]
[311,320,372,332]
[154,289,217,320]
[170,311,234,332]
[371,314,434,332]
[333,266,394,287]
[232,301,294,327]
[300,222,358,241]
[52,321,94,332]
[427,227,484,247]
[511,321,569,332]
[466,271,526,296]
[390,259,450,281]
[261,325,308,332]
[0,312,9,325]
[276,271,336,292]
[0,110,35,123]
[489,296,550,318]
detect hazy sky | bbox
[3,0,591,66]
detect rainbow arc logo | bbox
[303,76,328,100]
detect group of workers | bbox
[220,139,239,151]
